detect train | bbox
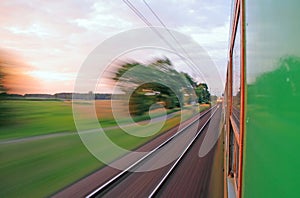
[223,0,300,197]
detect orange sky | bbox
[0,1,230,95]
[0,49,39,94]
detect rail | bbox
[86,105,219,198]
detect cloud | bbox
[26,70,76,82]
[0,0,231,95]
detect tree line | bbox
[113,57,211,116]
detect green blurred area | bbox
[0,135,102,197]
[245,57,300,197]
[244,1,300,197]
[0,100,98,197]
[0,99,208,197]
[0,100,76,140]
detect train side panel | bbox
[243,1,300,197]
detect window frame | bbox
[225,0,245,197]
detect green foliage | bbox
[195,83,211,104]
[113,62,140,81]
[129,90,156,116]
[182,72,197,88]
[113,58,191,116]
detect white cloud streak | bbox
[0,0,231,94]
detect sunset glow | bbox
[0,0,230,94]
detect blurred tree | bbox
[113,58,190,116]
[129,87,156,116]
[195,83,211,104]
[182,72,197,88]
[0,58,11,126]
[0,59,6,93]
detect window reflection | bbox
[232,19,241,129]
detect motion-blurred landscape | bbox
[0,58,213,197]
[0,0,229,197]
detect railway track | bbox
[86,105,220,198]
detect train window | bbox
[228,126,235,176]
[235,141,239,187]
[232,18,241,129]
[228,125,240,189]
[226,1,244,196]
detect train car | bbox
[223,0,300,197]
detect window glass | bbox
[232,19,241,129]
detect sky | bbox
[0,0,231,95]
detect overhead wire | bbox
[142,0,194,61]
[122,0,206,86]
[141,0,207,83]
[122,0,179,53]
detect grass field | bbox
[0,100,76,139]
[0,100,187,140]
[0,99,209,197]
[0,135,102,197]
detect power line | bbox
[142,0,192,59]
[122,0,205,83]
[142,0,207,82]
[122,0,178,53]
